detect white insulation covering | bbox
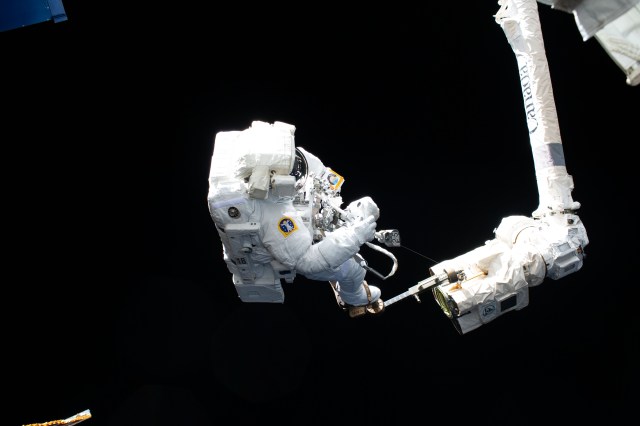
[537,0,640,86]
[209,121,297,199]
[537,0,640,40]
[496,0,580,218]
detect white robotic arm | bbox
[384,0,589,334]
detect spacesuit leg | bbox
[303,257,384,317]
[330,280,384,318]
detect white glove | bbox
[350,214,377,245]
[346,196,380,221]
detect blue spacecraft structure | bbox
[0,0,67,32]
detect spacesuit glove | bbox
[346,196,380,221]
[350,214,377,245]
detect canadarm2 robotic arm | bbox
[384,0,589,334]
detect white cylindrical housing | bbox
[496,0,581,217]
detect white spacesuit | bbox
[207,120,385,317]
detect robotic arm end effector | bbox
[424,211,588,335]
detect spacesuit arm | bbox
[294,215,377,275]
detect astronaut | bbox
[207,120,385,317]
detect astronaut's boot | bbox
[330,280,385,318]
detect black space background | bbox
[3,1,636,425]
